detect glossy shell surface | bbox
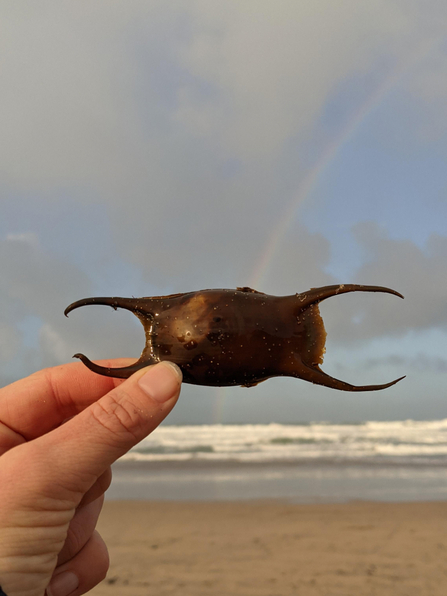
[65,284,405,392]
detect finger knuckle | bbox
[90,391,145,444]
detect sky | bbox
[1,0,446,424]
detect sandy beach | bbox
[91,500,447,596]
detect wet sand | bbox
[91,500,447,595]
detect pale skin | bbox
[0,359,182,596]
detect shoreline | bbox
[108,459,447,502]
[114,456,447,470]
[92,499,447,595]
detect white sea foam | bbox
[120,420,447,465]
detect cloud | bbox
[104,1,447,288]
[5,232,39,247]
[321,223,447,342]
[0,234,89,380]
[0,322,21,361]
[0,231,147,383]
[2,0,447,418]
[364,353,447,374]
[173,0,413,160]
[354,223,447,331]
[1,3,445,222]
[0,3,444,282]
[0,233,89,320]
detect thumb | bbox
[0,362,181,596]
[38,361,182,501]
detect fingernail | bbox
[138,361,182,403]
[47,571,79,596]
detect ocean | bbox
[107,420,447,502]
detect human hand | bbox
[0,360,182,596]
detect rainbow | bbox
[212,386,228,424]
[249,35,444,290]
[212,35,444,420]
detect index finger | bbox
[0,359,136,441]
